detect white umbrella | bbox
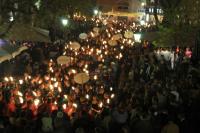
[57,56,71,64]
[69,42,81,50]
[0,48,12,63]
[12,46,28,57]
[93,27,100,33]
[108,40,117,46]
[74,73,90,84]
[79,33,88,40]
[112,34,122,41]
[0,42,28,63]
[124,31,134,39]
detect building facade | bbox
[97,0,146,20]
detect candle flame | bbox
[62,104,67,110]
[34,99,40,106]
[19,97,23,104]
[73,103,78,108]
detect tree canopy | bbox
[0,0,96,38]
[152,0,200,46]
[0,0,37,37]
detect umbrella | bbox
[79,33,88,40]
[112,34,122,40]
[93,27,100,33]
[0,48,12,63]
[74,73,90,84]
[12,46,28,57]
[57,56,71,64]
[69,42,81,50]
[0,40,28,63]
[124,31,134,39]
[108,40,117,46]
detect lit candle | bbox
[34,99,40,106]
[17,91,23,97]
[105,51,108,55]
[19,97,24,104]
[72,86,75,90]
[85,94,89,99]
[119,53,123,59]
[111,94,115,99]
[9,77,14,82]
[58,87,62,92]
[62,104,67,110]
[4,77,9,82]
[107,99,110,104]
[99,102,103,108]
[71,69,76,74]
[32,91,37,97]
[85,70,89,74]
[50,84,54,90]
[38,80,42,84]
[94,75,98,80]
[73,103,78,108]
[54,82,58,88]
[64,95,68,99]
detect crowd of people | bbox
[0,17,200,133]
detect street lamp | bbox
[134,33,142,43]
[94,9,99,15]
[62,18,68,26]
[141,2,145,7]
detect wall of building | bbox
[97,0,143,13]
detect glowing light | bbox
[99,102,103,108]
[38,80,42,84]
[141,2,145,6]
[9,77,13,82]
[4,77,9,82]
[34,99,40,106]
[50,84,54,90]
[58,87,62,92]
[94,9,98,15]
[32,91,37,97]
[62,104,67,110]
[119,53,123,59]
[64,95,68,99]
[85,94,89,99]
[17,91,23,97]
[94,75,98,80]
[19,79,23,84]
[71,69,76,74]
[72,86,75,90]
[62,18,68,26]
[140,20,146,26]
[73,103,78,108]
[19,97,24,104]
[107,99,110,104]
[111,94,115,98]
[54,82,58,88]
